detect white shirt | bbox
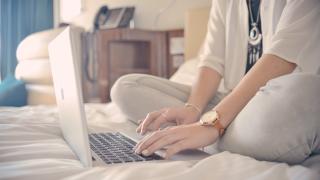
[198,0,320,93]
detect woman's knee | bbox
[219,73,320,164]
[110,74,146,104]
[110,73,156,121]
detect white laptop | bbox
[48,26,209,167]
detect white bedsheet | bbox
[0,104,319,180]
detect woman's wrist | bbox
[213,91,246,128]
[184,103,202,115]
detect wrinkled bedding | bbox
[0,104,319,180]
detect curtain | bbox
[0,0,53,81]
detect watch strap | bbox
[213,120,225,136]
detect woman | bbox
[111,0,320,164]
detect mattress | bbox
[0,103,319,180]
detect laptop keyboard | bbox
[89,132,162,164]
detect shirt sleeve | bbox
[264,0,320,73]
[197,0,226,76]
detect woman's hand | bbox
[134,123,219,159]
[136,106,201,135]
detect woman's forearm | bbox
[215,54,297,127]
[187,67,222,113]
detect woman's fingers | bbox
[135,126,187,156]
[135,119,144,133]
[137,106,201,134]
[134,130,166,153]
[136,123,220,159]
[134,131,156,151]
[135,131,189,159]
[147,113,170,132]
[140,133,183,156]
[136,110,162,134]
[136,124,143,134]
[139,109,175,135]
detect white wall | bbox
[60,0,82,22]
[71,0,211,31]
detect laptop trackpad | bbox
[156,149,209,161]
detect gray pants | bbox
[111,73,320,164]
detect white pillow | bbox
[16,28,65,61]
[15,59,53,85]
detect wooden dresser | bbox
[82,28,184,103]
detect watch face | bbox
[200,111,218,125]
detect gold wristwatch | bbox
[199,110,225,136]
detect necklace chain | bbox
[248,0,261,26]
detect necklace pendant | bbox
[249,26,262,46]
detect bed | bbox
[3,4,320,179]
[1,102,319,180]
